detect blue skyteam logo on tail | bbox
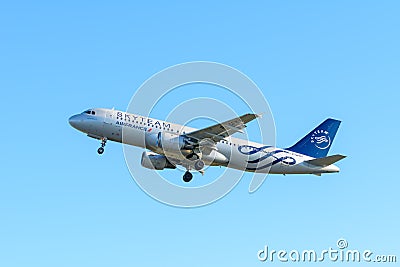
[311,129,331,149]
[286,118,341,158]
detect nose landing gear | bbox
[97,137,107,154]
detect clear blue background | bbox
[0,1,398,266]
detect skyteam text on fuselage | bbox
[69,108,345,182]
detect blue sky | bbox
[0,1,399,266]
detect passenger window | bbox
[92,111,96,115]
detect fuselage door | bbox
[103,110,122,141]
[104,110,114,125]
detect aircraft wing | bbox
[184,113,260,142]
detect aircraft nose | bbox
[69,114,81,129]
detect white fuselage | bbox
[69,108,340,175]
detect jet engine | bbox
[140,151,176,170]
[145,132,193,154]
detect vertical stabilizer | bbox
[286,118,341,158]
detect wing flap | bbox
[185,113,260,142]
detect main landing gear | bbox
[183,171,193,183]
[182,159,204,183]
[97,137,107,154]
[194,159,205,171]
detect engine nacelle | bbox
[144,132,160,149]
[158,132,187,152]
[145,132,190,153]
[141,151,176,170]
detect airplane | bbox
[69,108,345,182]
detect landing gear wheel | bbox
[97,137,107,155]
[194,160,205,171]
[183,171,193,183]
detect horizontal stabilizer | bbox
[305,154,346,167]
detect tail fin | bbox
[286,118,341,158]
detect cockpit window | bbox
[83,109,96,115]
